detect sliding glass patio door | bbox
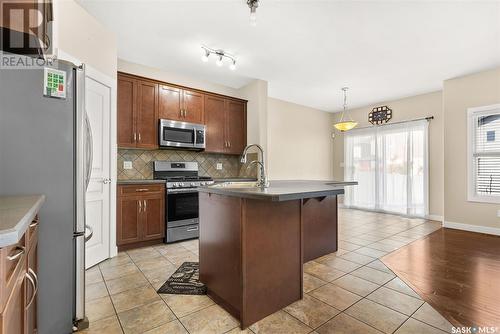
[344,120,428,217]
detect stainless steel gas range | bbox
[153,161,214,243]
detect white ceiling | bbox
[79,0,500,111]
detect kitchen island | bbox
[198,180,356,328]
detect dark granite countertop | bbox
[198,180,357,202]
[117,179,166,185]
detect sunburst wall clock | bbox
[369,106,393,125]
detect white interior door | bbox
[85,74,112,268]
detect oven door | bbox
[167,189,199,227]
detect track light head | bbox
[229,60,237,71]
[201,48,210,62]
[216,55,224,67]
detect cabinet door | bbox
[225,100,247,155]
[158,85,183,121]
[1,266,25,334]
[183,90,204,124]
[117,75,137,148]
[142,194,165,241]
[204,95,226,153]
[117,196,142,245]
[25,242,38,334]
[136,80,158,149]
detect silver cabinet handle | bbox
[179,109,183,117]
[138,200,142,213]
[85,224,94,242]
[184,109,187,117]
[103,178,112,184]
[29,221,39,228]
[228,141,231,148]
[135,188,150,192]
[25,271,37,309]
[144,200,147,212]
[133,132,137,142]
[138,133,141,142]
[7,246,25,261]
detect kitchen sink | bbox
[209,181,260,189]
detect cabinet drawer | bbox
[0,235,26,313]
[167,224,199,243]
[119,184,164,195]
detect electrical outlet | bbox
[123,161,133,170]
[216,163,223,170]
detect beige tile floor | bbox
[83,209,454,334]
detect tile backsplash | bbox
[118,149,258,180]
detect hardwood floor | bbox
[382,228,500,328]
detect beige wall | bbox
[443,67,500,229]
[55,0,117,78]
[267,98,334,180]
[332,91,444,218]
[237,80,269,161]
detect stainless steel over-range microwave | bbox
[159,119,206,150]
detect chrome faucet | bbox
[240,144,269,188]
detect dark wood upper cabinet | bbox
[225,100,247,155]
[204,95,226,153]
[204,96,246,155]
[136,80,158,149]
[117,74,159,149]
[117,75,136,148]
[117,72,246,153]
[183,90,204,124]
[158,85,183,121]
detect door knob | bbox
[103,178,112,184]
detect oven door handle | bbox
[167,188,200,194]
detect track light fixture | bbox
[247,0,259,26]
[201,46,237,70]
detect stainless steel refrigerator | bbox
[0,59,92,333]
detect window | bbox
[344,120,428,217]
[468,104,500,203]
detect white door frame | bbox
[58,50,118,259]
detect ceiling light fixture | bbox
[334,87,358,132]
[201,46,237,70]
[247,0,259,26]
[201,49,210,62]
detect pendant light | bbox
[334,87,358,132]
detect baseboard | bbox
[425,214,443,222]
[443,221,500,236]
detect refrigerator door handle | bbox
[84,112,93,190]
[84,224,93,242]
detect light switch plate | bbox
[123,161,133,170]
[216,163,223,170]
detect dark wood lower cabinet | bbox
[199,193,339,329]
[117,184,165,251]
[199,193,302,329]
[0,216,39,334]
[302,196,338,262]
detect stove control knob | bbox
[179,182,185,187]
[191,182,196,186]
[174,182,179,187]
[200,182,206,186]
